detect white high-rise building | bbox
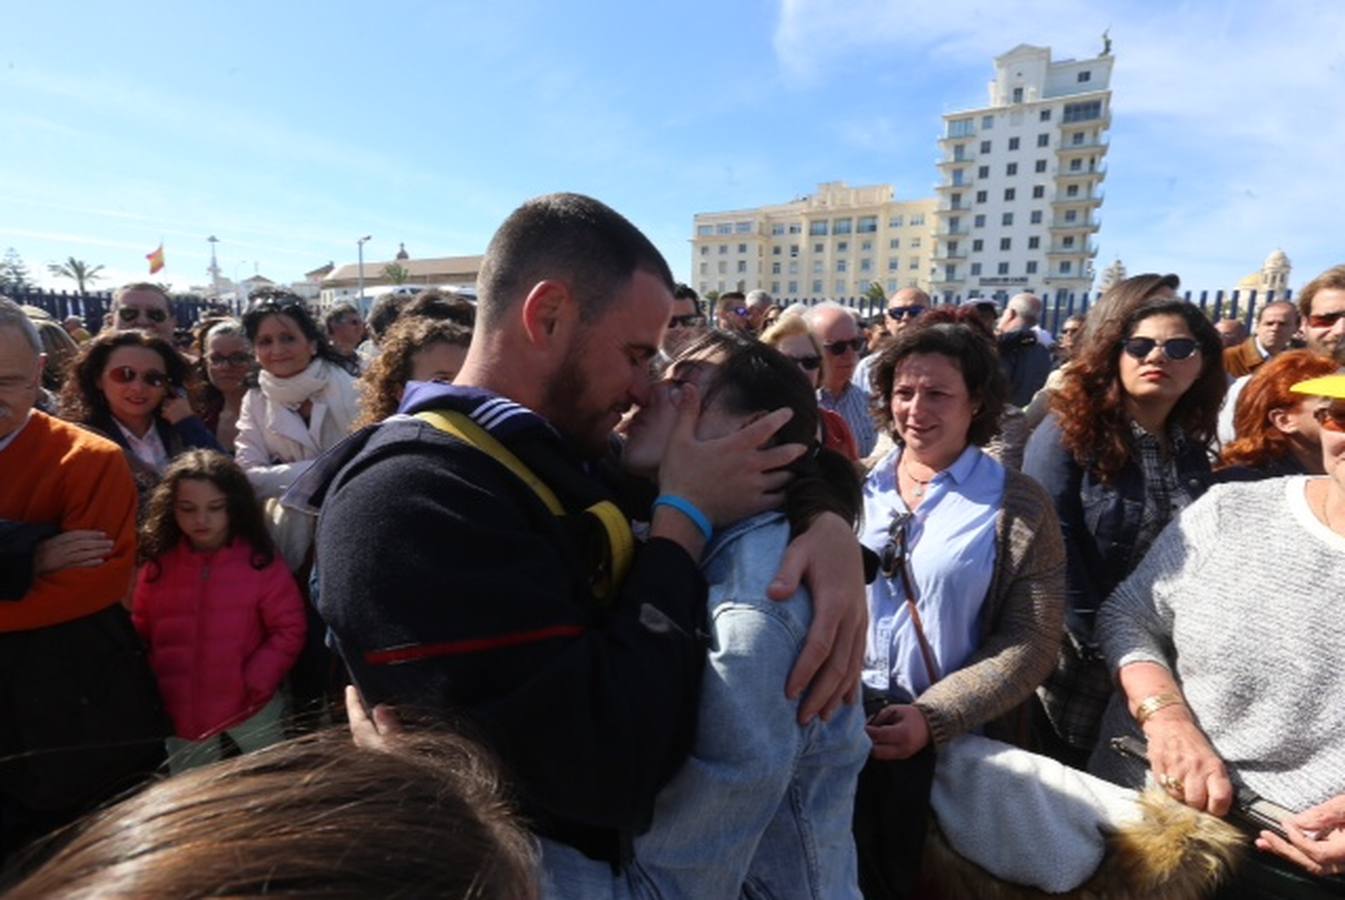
[930,43,1113,305]
[691,182,937,302]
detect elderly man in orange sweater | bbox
[0,297,166,862]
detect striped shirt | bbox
[819,383,878,457]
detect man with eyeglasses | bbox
[1219,265,1345,444]
[715,291,753,336]
[662,283,706,356]
[807,302,878,456]
[852,288,928,394]
[110,283,176,342]
[745,289,774,333]
[0,297,166,861]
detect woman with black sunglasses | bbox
[855,311,1065,896]
[59,330,222,510]
[1022,273,1225,766]
[760,314,860,460]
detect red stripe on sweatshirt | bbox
[364,624,585,666]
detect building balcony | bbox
[935,179,975,192]
[1046,241,1098,256]
[1056,138,1109,157]
[931,250,968,261]
[939,201,970,212]
[1058,164,1107,181]
[937,153,976,168]
[1051,192,1105,208]
[938,131,976,145]
[1049,218,1101,233]
[938,225,970,237]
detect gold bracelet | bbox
[1135,691,1185,726]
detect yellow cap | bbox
[1289,374,1345,399]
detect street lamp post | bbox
[356,235,372,315]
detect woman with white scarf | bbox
[236,292,360,570]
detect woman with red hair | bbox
[1215,350,1338,482]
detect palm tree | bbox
[382,263,410,285]
[47,257,105,295]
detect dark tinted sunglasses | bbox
[107,366,168,388]
[823,337,866,356]
[1308,310,1345,329]
[1121,337,1200,361]
[726,306,750,319]
[669,314,706,328]
[788,354,822,371]
[886,306,925,321]
[1313,406,1345,434]
[879,512,913,580]
[117,306,168,324]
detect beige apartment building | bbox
[691,182,938,302]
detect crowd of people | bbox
[1,195,1342,899]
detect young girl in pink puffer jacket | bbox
[132,450,306,772]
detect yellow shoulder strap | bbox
[414,408,635,601]
[414,409,563,515]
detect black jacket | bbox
[308,386,708,864]
[1023,414,1212,642]
[998,329,1054,408]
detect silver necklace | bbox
[900,457,934,498]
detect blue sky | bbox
[2,0,1341,296]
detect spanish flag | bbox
[146,243,165,274]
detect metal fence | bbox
[798,287,1295,337]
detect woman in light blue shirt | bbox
[855,311,1066,895]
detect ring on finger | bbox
[1160,774,1185,797]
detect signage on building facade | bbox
[979,276,1029,286]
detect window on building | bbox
[1030,210,1043,224]
[836,260,848,273]
[771,281,780,293]
[1012,87,1024,103]
[700,282,709,293]
[812,279,823,293]
[975,190,988,203]
[789,223,801,234]
[980,140,991,153]
[771,223,785,235]
[1078,70,1091,83]
[910,214,925,226]
[861,240,873,252]
[1037,133,1050,148]
[697,225,713,236]
[910,258,920,270]
[1069,158,1083,171]
[700,245,709,255]
[1066,184,1080,198]
[1065,209,1078,223]
[1006,162,1018,176]
[1063,236,1076,248]
[716,223,732,235]
[809,221,828,236]
[836,279,846,293]
[1026,260,1038,274]
[1039,108,1051,122]
[1008,137,1020,151]
[910,237,922,248]
[719,245,727,255]
[1062,100,1102,123]
[888,259,899,271]
[833,218,853,235]
[972,238,984,252]
[887,279,898,292]
[772,245,782,256]
[771,262,781,274]
[1032,185,1045,199]
[951,192,963,208]
[946,263,959,281]
[1027,236,1040,249]
[947,241,959,256]
[717,261,726,274]
[735,221,752,234]
[998,262,1010,275]
[857,216,878,233]
[889,214,904,228]
[737,243,747,253]
[974,214,986,228]
[948,216,961,232]
[813,242,824,253]
[790,244,799,257]
[699,262,708,275]
[788,280,798,293]
[1004,188,1016,201]
[970,262,982,276]
[789,261,799,275]
[948,118,974,138]
[981,115,994,128]
[1060,261,1073,274]
[737,260,747,273]
[952,168,967,186]
[1002,212,1014,226]
[837,241,849,253]
[1034,159,1047,173]
[889,238,900,249]
[1072,131,1085,146]
[860,258,872,272]
[812,260,823,274]
[999,237,1011,251]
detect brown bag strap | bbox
[889,521,941,686]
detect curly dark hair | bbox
[58,330,190,425]
[402,289,476,327]
[242,290,357,375]
[138,449,275,572]
[868,309,1008,448]
[354,317,472,428]
[1050,274,1225,484]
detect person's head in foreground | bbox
[5,728,538,899]
[1290,373,1345,489]
[1219,350,1340,477]
[356,316,473,427]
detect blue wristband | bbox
[653,495,713,541]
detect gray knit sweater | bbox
[1087,477,1345,811]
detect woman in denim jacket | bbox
[1023,274,1225,764]
[541,332,870,899]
